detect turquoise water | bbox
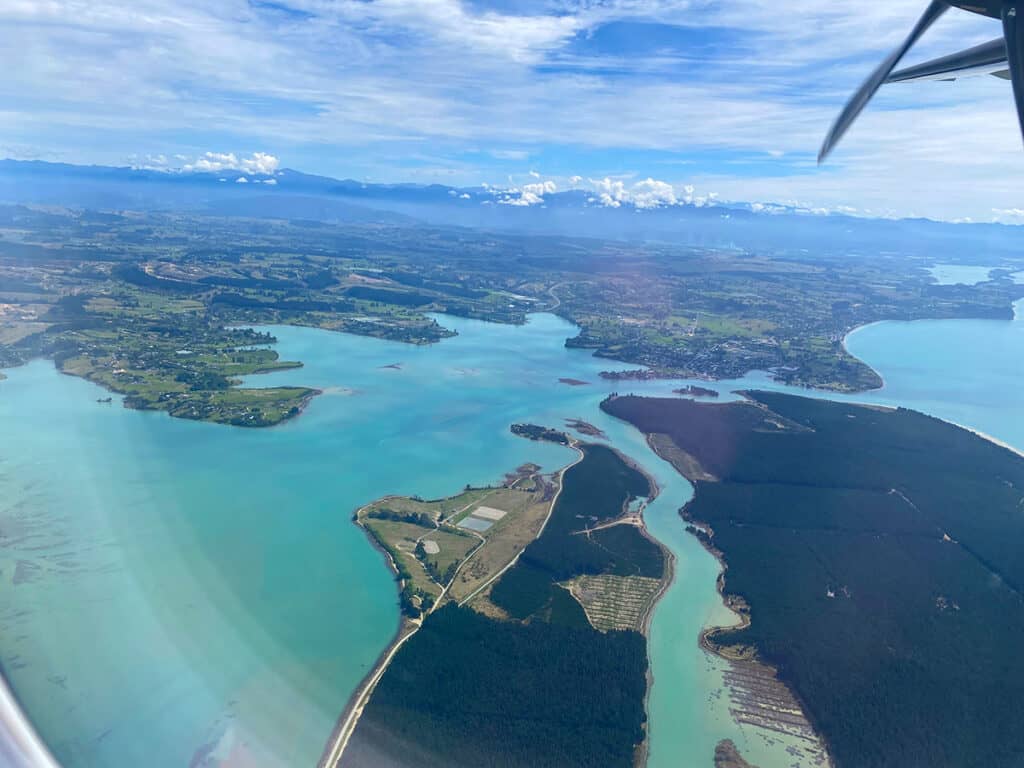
[841,302,1024,448]
[2,306,1023,768]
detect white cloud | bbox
[992,208,1024,223]
[591,177,625,208]
[500,179,557,206]
[327,0,583,64]
[0,0,1020,220]
[235,176,249,183]
[589,177,683,209]
[183,152,280,175]
[630,178,677,209]
[127,153,172,171]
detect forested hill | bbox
[602,392,1024,768]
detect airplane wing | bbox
[887,38,1009,82]
[820,4,1024,162]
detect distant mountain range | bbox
[1,159,1018,260]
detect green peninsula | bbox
[354,471,557,620]
[603,392,1024,768]
[338,443,666,768]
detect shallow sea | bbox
[1,304,1022,768]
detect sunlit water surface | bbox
[2,305,1022,768]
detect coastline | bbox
[10,291,1024,768]
[841,296,1024,398]
[639,531,675,638]
[587,441,672,634]
[955,422,1024,460]
[622,444,676,768]
[684,500,833,766]
[606,442,663,504]
[588,419,697,768]
[10,345,324,430]
[634,521,676,768]
[684,510,749,658]
[316,500,419,768]
[319,444,584,768]
[315,613,419,768]
[458,443,585,607]
[639,430,834,766]
[841,322,887,393]
[621,442,672,637]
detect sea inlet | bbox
[2,306,1022,768]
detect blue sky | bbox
[3,0,1023,221]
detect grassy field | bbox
[358,475,558,618]
[447,485,556,603]
[374,488,494,522]
[362,517,453,605]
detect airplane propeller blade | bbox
[819,0,950,163]
[1002,2,1024,146]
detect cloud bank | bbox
[500,179,557,206]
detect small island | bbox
[509,423,570,444]
[557,377,589,386]
[674,384,719,398]
[598,368,665,381]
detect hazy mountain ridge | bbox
[1,159,1019,260]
